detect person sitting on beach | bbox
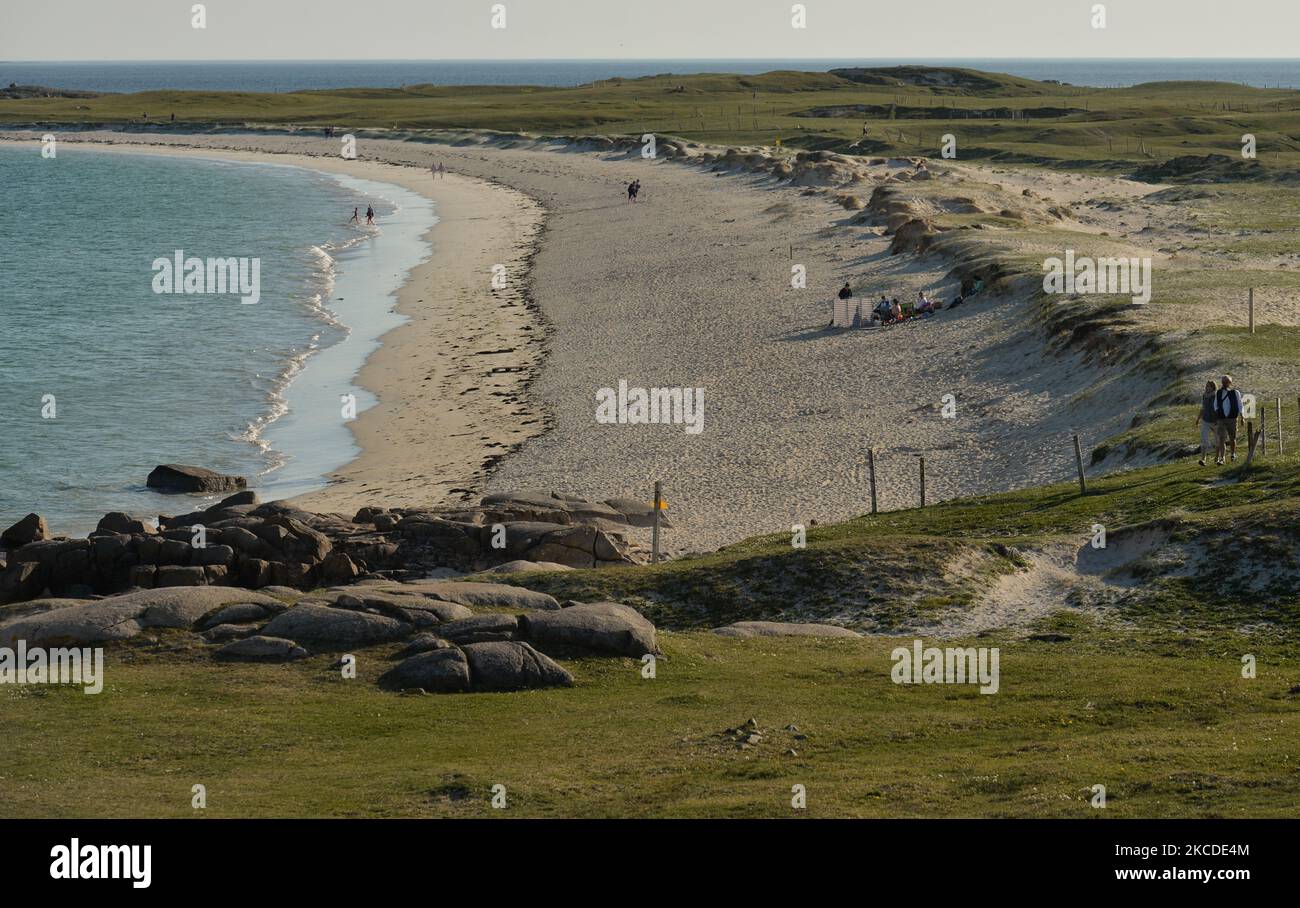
[1196,379,1218,467]
[838,282,853,302]
[1213,375,1245,465]
[891,298,903,322]
[970,277,985,296]
[917,296,936,317]
[874,297,893,324]
[948,293,965,309]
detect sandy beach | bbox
[2,129,1187,552]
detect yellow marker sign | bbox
[655,499,668,510]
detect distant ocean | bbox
[0,145,434,534]
[5,59,1300,93]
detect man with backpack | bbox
[1213,374,1245,465]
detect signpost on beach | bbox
[651,481,663,564]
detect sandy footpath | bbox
[4,129,1167,552]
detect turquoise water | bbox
[0,145,434,534]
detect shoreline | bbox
[0,136,547,525]
[3,127,1185,554]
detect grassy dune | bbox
[512,454,1300,635]
[6,67,1300,170]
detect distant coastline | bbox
[6,58,1300,93]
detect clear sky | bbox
[4,0,1299,61]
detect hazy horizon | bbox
[6,1,1300,61]
[8,56,1300,63]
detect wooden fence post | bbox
[1244,422,1261,466]
[1073,434,1088,494]
[1249,287,1255,334]
[1261,405,1268,454]
[919,456,926,507]
[868,448,878,515]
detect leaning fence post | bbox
[1261,405,1269,455]
[919,456,926,507]
[1277,396,1284,455]
[1073,434,1088,494]
[868,448,878,515]
[651,481,662,564]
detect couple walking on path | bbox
[1196,375,1245,466]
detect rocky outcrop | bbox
[0,567,657,695]
[2,513,49,548]
[259,604,408,648]
[0,587,283,647]
[462,642,573,692]
[522,602,658,657]
[214,635,309,661]
[378,647,472,693]
[379,640,571,693]
[712,621,862,638]
[146,464,248,494]
[0,490,649,605]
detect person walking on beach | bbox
[365,205,375,226]
[1196,379,1218,466]
[1213,374,1244,465]
[349,207,359,224]
[439,162,446,178]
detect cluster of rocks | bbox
[719,718,807,755]
[712,621,861,638]
[0,468,657,606]
[0,577,659,695]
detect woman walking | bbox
[1196,379,1217,466]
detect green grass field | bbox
[3,625,1295,818]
